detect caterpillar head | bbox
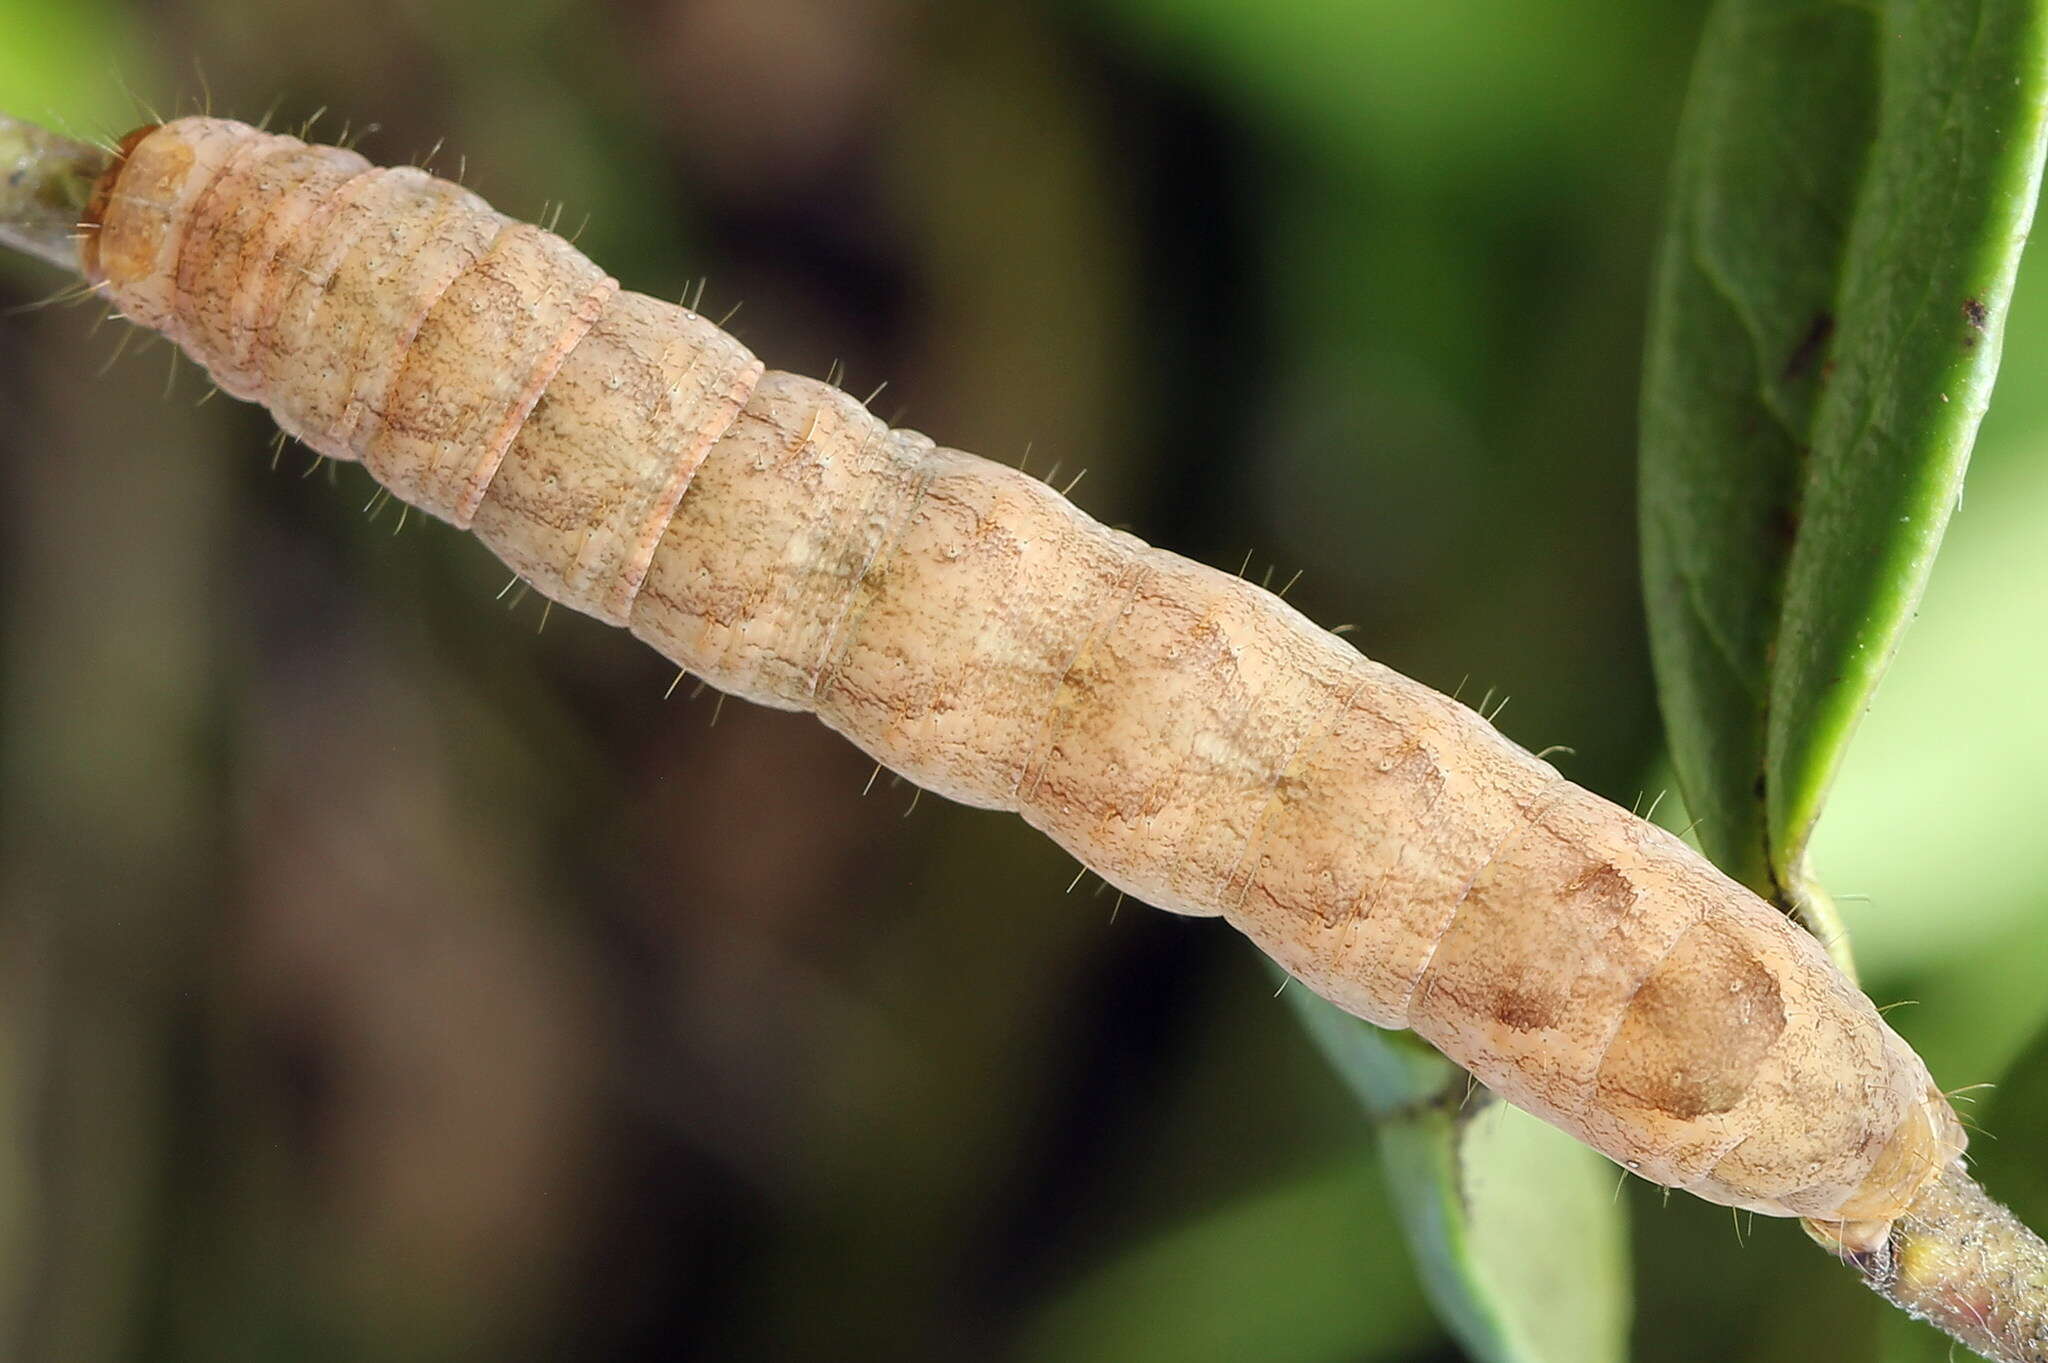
[78,123,161,286]
[1807,1083,1969,1256]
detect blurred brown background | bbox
[4,1,2047,1360]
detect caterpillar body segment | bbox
[82,116,1964,1248]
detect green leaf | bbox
[1639,0,2048,963]
[1288,991,1631,1363]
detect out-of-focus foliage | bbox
[0,0,139,122]
[0,2,2043,1362]
[1639,0,2048,964]
[1016,1149,1437,1363]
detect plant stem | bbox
[1813,1161,2048,1362]
[0,116,107,275]
[1777,861,1858,982]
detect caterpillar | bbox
[68,115,1976,1275]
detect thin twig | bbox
[1813,1162,2048,1362]
[0,115,109,275]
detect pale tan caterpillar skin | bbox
[85,116,1964,1250]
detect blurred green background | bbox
[1,1,2044,1360]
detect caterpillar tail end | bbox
[1806,1160,2048,1363]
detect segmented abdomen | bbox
[84,116,1962,1237]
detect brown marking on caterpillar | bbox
[1563,860,1640,917]
[1489,984,1570,1034]
[1597,920,1785,1120]
[1965,297,1990,330]
[81,117,1968,1246]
